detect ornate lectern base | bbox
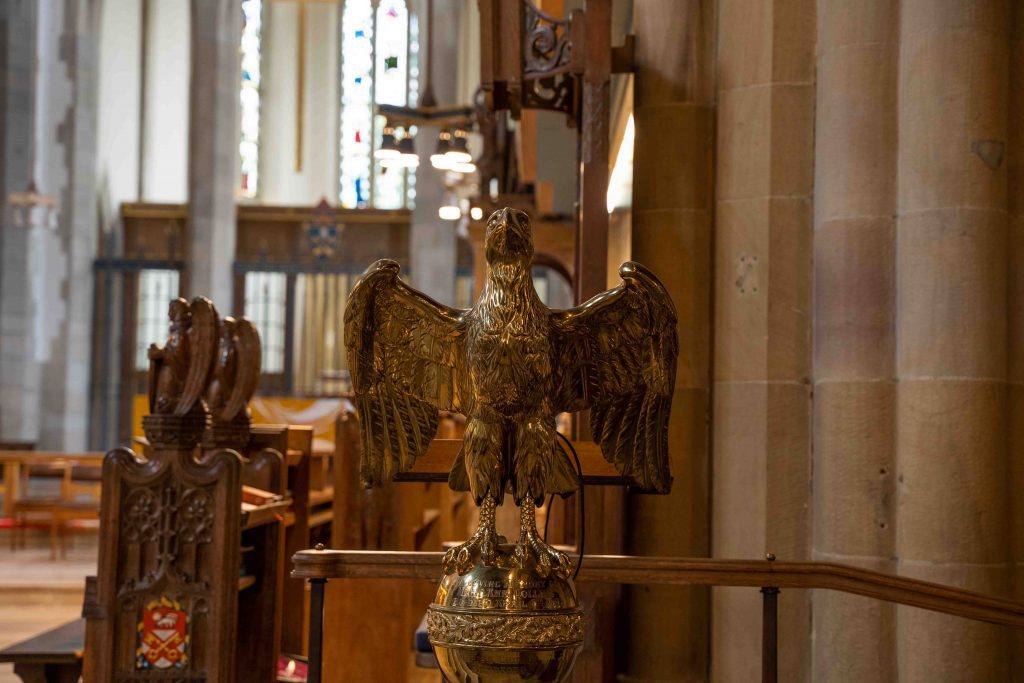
[427,500,583,682]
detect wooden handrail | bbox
[291,549,1024,629]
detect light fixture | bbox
[375,127,400,160]
[431,130,454,169]
[445,129,472,164]
[9,180,58,228]
[439,189,461,220]
[449,161,477,175]
[395,134,420,168]
[438,204,461,220]
[470,206,483,221]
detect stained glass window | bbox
[339,0,418,209]
[135,269,180,371]
[239,0,263,198]
[244,271,287,374]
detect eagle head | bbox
[484,208,534,265]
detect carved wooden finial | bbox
[143,297,220,449]
[203,316,262,451]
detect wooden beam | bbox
[394,438,628,486]
[575,0,611,305]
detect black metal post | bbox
[308,578,327,683]
[761,586,779,683]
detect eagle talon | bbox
[442,528,500,575]
[442,498,500,575]
[516,499,572,579]
[519,529,571,579]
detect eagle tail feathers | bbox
[448,446,470,492]
[547,440,579,498]
[463,418,505,504]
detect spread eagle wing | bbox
[344,259,469,487]
[550,262,678,493]
[220,318,262,422]
[175,297,220,416]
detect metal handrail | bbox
[292,549,1024,682]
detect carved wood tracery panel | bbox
[90,447,242,683]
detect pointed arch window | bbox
[239,0,264,198]
[339,0,419,209]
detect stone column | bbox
[186,0,240,308]
[623,1,713,680]
[410,125,457,305]
[35,0,102,450]
[409,0,461,307]
[896,0,1010,679]
[712,0,815,680]
[0,0,40,444]
[811,1,897,679]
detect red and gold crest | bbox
[136,597,189,669]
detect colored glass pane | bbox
[239,0,263,198]
[340,0,418,209]
[339,0,374,208]
[374,0,408,106]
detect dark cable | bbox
[554,431,585,580]
[543,494,555,541]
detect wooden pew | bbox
[0,618,84,683]
[318,406,473,682]
[280,425,314,656]
[243,422,321,658]
[227,426,289,683]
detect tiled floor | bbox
[0,531,96,683]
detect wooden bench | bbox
[2,453,103,559]
[0,618,84,683]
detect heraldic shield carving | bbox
[136,597,189,670]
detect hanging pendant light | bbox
[397,134,420,168]
[448,160,477,175]
[375,126,401,160]
[438,188,461,220]
[445,129,472,164]
[431,130,454,169]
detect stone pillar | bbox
[186,0,240,308]
[896,0,1010,679]
[0,0,40,444]
[712,0,814,680]
[623,1,713,680]
[409,0,461,307]
[410,124,457,305]
[35,0,101,450]
[811,1,897,680]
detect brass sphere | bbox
[428,544,583,682]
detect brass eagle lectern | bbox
[345,207,678,681]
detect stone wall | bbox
[629,0,1021,680]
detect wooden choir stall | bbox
[82,298,286,682]
[0,297,334,682]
